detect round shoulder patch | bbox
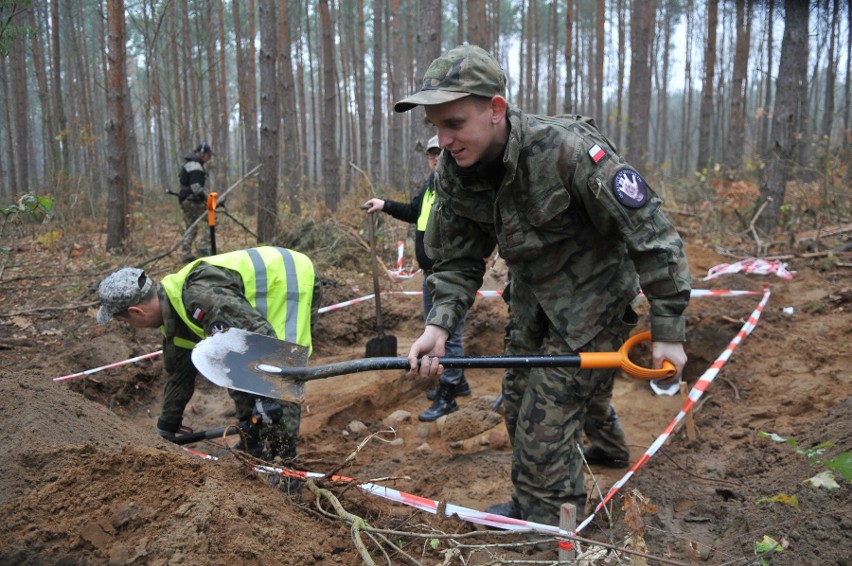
[612,169,649,208]
[206,321,229,336]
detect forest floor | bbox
[0,198,849,565]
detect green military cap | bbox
[394,44,506,113]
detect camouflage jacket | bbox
[424,105,692,349]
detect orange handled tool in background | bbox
[206,192,218,255]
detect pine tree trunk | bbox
[105,0,129,251]
[411,0,442,187]
[51,0,69,181]
[626,0,655,169]
[726,0,751,171]
[562,0,573,113]
[370,0,384,181]
[319,0,340,211]
[279,0,301,215]
[697,0,718,171]
[27,5,55,188]
[10,16,30,191]
[217,0,230,190]
[1,60,18,197]
[758,0,809,236]
[257,0,279,243]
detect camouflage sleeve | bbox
[182,263,276,338]
[570,141,692,342]
[422,186,492,334]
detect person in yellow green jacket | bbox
[96,247,322,469]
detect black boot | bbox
[418,382,459,422]
[485,500,521,519]
[426,375,471,400]
[582,445,629,469]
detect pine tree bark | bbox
[821,0,838,143]
[370,0,384,181]
[697,0,718,171]
[1,59,18,196]
[105,0,129,251]
[626,0,655,169]
[279,0,301,215]
[217,0,230,189]
[27,5,55,187]
[319,0,340,211]
[51,0,69,180]
[9,14,30,191]
[726,0,752,171]
[257,0,279,242]
[411,0,442,187]
[562,0,573,113]
[758,0,809,235]
[595,0,605,121]
[613,0,625,146]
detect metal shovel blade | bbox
[191,327,310,403]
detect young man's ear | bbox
[489,96,507,124]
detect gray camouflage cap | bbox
[96,267,153,324]
[394,45,506,113]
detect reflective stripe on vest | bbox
[417,187,436,232]
[160,247,314,352]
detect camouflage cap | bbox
[394,45,506,113]
[96,267,153,324]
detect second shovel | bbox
[364,211,397,357]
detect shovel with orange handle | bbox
[191,328,675,404]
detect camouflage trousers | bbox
[180,199,211,259]
[161,356,300,460]
[501,279,633,524]
[231,389,301,460]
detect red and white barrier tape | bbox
[182,447,564,535]
[178,284,771,544]
[53,351,164,382]
[704,258,795,281]
[388,241,421,280]
[572,283,772,536]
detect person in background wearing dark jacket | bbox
[362,135,471,422]
[178,143,215,262]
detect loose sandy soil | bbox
[0,205,849,565]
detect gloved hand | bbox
[156,418,183,440]
[156,426,175,440]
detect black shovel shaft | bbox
[169,425,239,445]
[257,355,584,381]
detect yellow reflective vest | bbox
[160,247,315,352]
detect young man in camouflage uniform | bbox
[96,247,322,466]
[178,143,215,262]
[395,45,691,525]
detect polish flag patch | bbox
[589,144,606,163]
[192,307,205,322]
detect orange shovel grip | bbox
[579,331,676,380]
[206,192,218,226]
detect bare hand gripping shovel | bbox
[191,328,675,404]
